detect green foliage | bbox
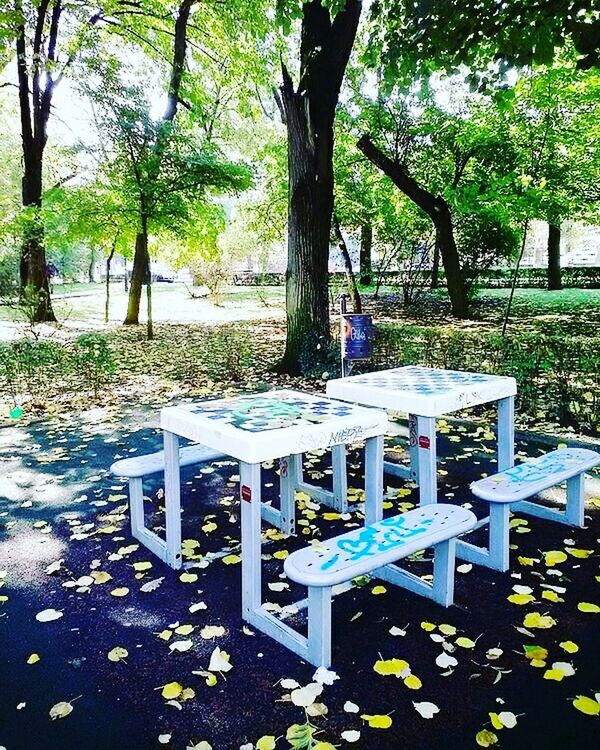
[370,0,600,87]
[0,249,18,299]
[170,328,253,383]
[74,333,116,398]
[507,61,600,228]
[0,333,115,406]
[372,323,600,434]
[0,339,66,404]
[298,331,341,379]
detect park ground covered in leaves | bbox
[1,311,599,749]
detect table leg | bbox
[278,455,297,535]
[163,430,182,569]
[365,435,384,524]
[497,396,515,471]
[415,416,437,505]
[240,461,262,618]
[331,444,348,513]
[408,413,419,482]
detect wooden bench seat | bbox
[457,448,600,572]
[282,504,477,667]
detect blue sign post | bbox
[339,295,373,377]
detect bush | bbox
[232,267,600,290]
[0,250,19,300]
[370,324,600,435]
[203,330,252,382]
[0,333,115,410]
[74,333,116,398]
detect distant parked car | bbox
[153,271,175,283]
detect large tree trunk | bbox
[333,214,362,312]
[359,223,373,285]
[547,222,562,291]
[277,0,362,374]
[15,0,59,323]
[19,169,56,322]
[124,231,146,325]
[357,134,469,318]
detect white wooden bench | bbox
[457,447,600,573]
[280,504,477,667]
[111,444,226,562]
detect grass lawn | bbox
[0,283,286,332]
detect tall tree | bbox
[509,62,600,291]
[276,0,362,374]
[11,0,70,321]
[122,0,193,329]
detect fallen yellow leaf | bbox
[573,695,600,716]
[361,714,393,729]
[161,682,183,700]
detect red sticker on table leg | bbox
[418,436,430,449]
[241,485,252,502]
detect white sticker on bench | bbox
[471,448,600,502]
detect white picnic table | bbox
[160,389,388,658]
[326,365,517,505]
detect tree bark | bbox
[88,245,96,283]
[105,237,117,323]
[547,222,562,290]
[359,223,373,285]
[124,231,147,324]
[278,0,362,374]
[333,214,362,312]
[124,0,193,326]
[357,134,469,318]
[431,239,440,288]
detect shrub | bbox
[370,324,599,435]
[200,329,252,382]
[74,333,116,398]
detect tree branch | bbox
[357,134,441,219]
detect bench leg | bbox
[129,477,145,538]
[128,475,171,565]
[489,503,510,572]
[432,539,455,607]
[332,444,348,513]
[566,474,584,527]
[365,435,384,525]
[456,504,510,572]
[307,586,332,668]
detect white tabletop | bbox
[326,366,516,417]
[161,389,388,464]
